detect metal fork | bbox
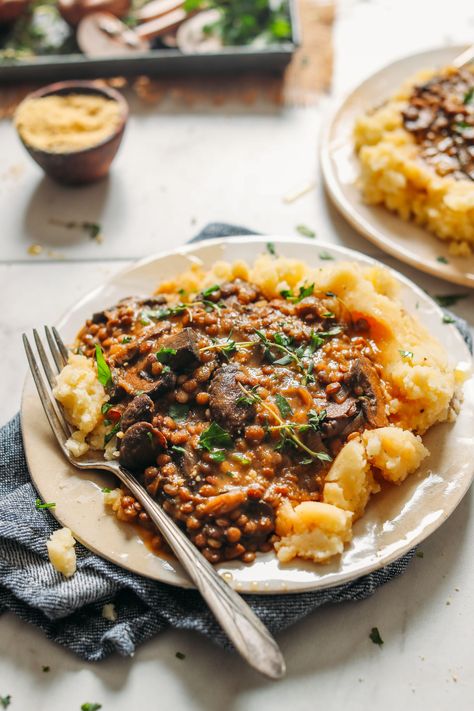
[23,327,286,680]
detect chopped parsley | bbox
[230,452,251,466]
[434,293,468,307]
[0,696,11,708]
[199,422,233,462]
[436,255,449,264]
[104,422,121,444]
[201,284,220,298]
[169,403,190,422]
[266,242,277,257]
[121,336,132,344]
[442,314,456,324]
[175,651,186,660]
[101,487,112,494]
[35,498,56,510]
[464,88,474,105]
[156,347,177,364]
[399,349,413,359]
[369,627,384,646]
[81,704,102,711]
[95,345,112,388]
[280,283,314,303]
[295,224,316,238]
[319,251,334,260]
[170,445,187,456]
[275,394,293,418]
[42,665,50,672]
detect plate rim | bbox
[21,235,474,594]
[320,43,474,289]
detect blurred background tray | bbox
[0,0,299,81]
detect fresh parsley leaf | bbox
[442,314,456,324]
[84,222,101,240]
[280,283,314,304]
[399,349,413,359]
[266,242,277,257]
[296,224,316,238]
[416,550,424,558]
[319,251,334,260]
[455,121,471,131]
[42,665,50,672]
[436,255,449,264]
[81,704,102,711]
[171,445,187,456]
[369,627,384,646]
[230,452,251,466]
[434,293,468,307]
[0,696,11,709]
[156,347,177,364]
[175,651,186,660]
[101,403,112,415]
[95,344,112,388]
[146,431,154,443]
[104,422,120,444]
[162,365,171,373]
[209,449,226,462]
[275,394,293,418]
[121,336,132,344]
[35,498,56,510]
[201,284,220,298]
[199,422,233,453]
[169,403,190,422]
[464,88,474,105]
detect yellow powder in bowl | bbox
[15,93,124,153]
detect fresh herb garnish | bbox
[171,445,187,456]
[81,704,102,711]
[175,651,186,660]
[442,314,456,324]
[266,242,277,257]
[455,121,471,131]
[436,255,449,264]
[156,347,177,364]
[101,402,112,415]
[230,452,251,466]
[464,88,474,105]
[104,422,121,444]
[121,336,132,344]
[280,283,314,303]
[416,550,424,558]
[0,696,11,709]
[169,403,190,422]
[146,431,154,443]
[199,422,233,463]
[50,219,102,241]
[201,284,220,298]
[42,665,50,672]
[35,499,56,510]
[434,293,468,307]
[296,224,316,238]
[319,251,334,260]
[399,349,413,359]
[369,627,384,646]
[238,383,331,462]
[101,487,112,493]
[95,344,112,388]
[275,393,293,418]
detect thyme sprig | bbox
[237,383,331,462]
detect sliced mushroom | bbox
[208,364,255,434]
[121,394,155,431]
[119,421,166,469]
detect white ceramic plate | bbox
[321,45,474,288]
[21,237,474,593]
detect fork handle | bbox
[116,465,286,679]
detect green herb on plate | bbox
[369,627,384,646]
[295,224,316,238]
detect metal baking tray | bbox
[0,0,300,82]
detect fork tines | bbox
[23,327,70,450]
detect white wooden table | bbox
[1,1,473,709]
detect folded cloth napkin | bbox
[0,223,471,662]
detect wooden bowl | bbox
[15,80,128,185]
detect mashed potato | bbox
[47,527,77,577]
[354,68,474,255]
[53,352,107,456]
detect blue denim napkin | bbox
[0,223,470,661]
